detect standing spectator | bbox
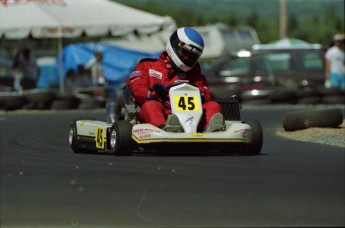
[12,47,38,91]
[12,58,23,93]
[85,51,106,87]
[325,34,345,89]
[64,69,78,94]
[77,64,93,88]
[64,65,93,94]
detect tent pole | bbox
[58,36,64,94]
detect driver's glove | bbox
[151,83,168,100]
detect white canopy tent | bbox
[0,0,176,92]
[253,38,321,50]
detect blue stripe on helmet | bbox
[184,27,204,48]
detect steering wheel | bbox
[154,81,191,109]
[166,81,190,90]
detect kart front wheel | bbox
[110,120,133,156]
[244,119,263,155]
[69,123,85,153]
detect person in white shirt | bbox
[325,34,345,89]
[85,51,106,87]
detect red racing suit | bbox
[128,52,221,131]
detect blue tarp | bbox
[38,42,160,88]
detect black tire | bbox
[69,123,83,153]
[0,94,27,110]
[297,96,321,105]
[22,89,56,110]
[24,89,56,103]
[321,95,345,104]
[296,87,318,98]
[78,98,105,109]
[111,120,133,156]
[54,94,80,109]
[270,90,297,104]
[69,122,95,154]
[241,98,271,105]
[243,119,263,155]
[316,87,345,96]
[282,108,343,131]
[51,100,75,110]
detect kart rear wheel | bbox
[111,120,133,156]
[244,119,263,155]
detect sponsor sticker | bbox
[130,70,142,78]
[133,128,160,134]
[178,41,202,55]
[189,133,206,137]
[184,116,194,126]
[139,134,151,139]
[174,79,189,83]
[149,69,162,79]
[233,128,252,139]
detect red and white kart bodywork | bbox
[69,83,263,155]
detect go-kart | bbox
[69,82,263,155]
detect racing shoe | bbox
[204,112,224,132]
[163,114,183,132]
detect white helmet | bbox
[166,27,204,72]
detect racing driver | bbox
[128,27,223,132]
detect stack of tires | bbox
[23,89,57,110]
[0,92,27,111]
[1,86,343,111]
[239,87,344,105]
[282,108,343,131]
[317,87,345,105]
[0,88,106,111]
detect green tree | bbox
[225,14,239,27]
[257,19,279,43]
[246,12,259,29]
[288,14,298,34]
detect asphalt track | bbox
[0,105,344,227]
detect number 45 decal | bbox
[95,127,106,149]
[174,96,200,112]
